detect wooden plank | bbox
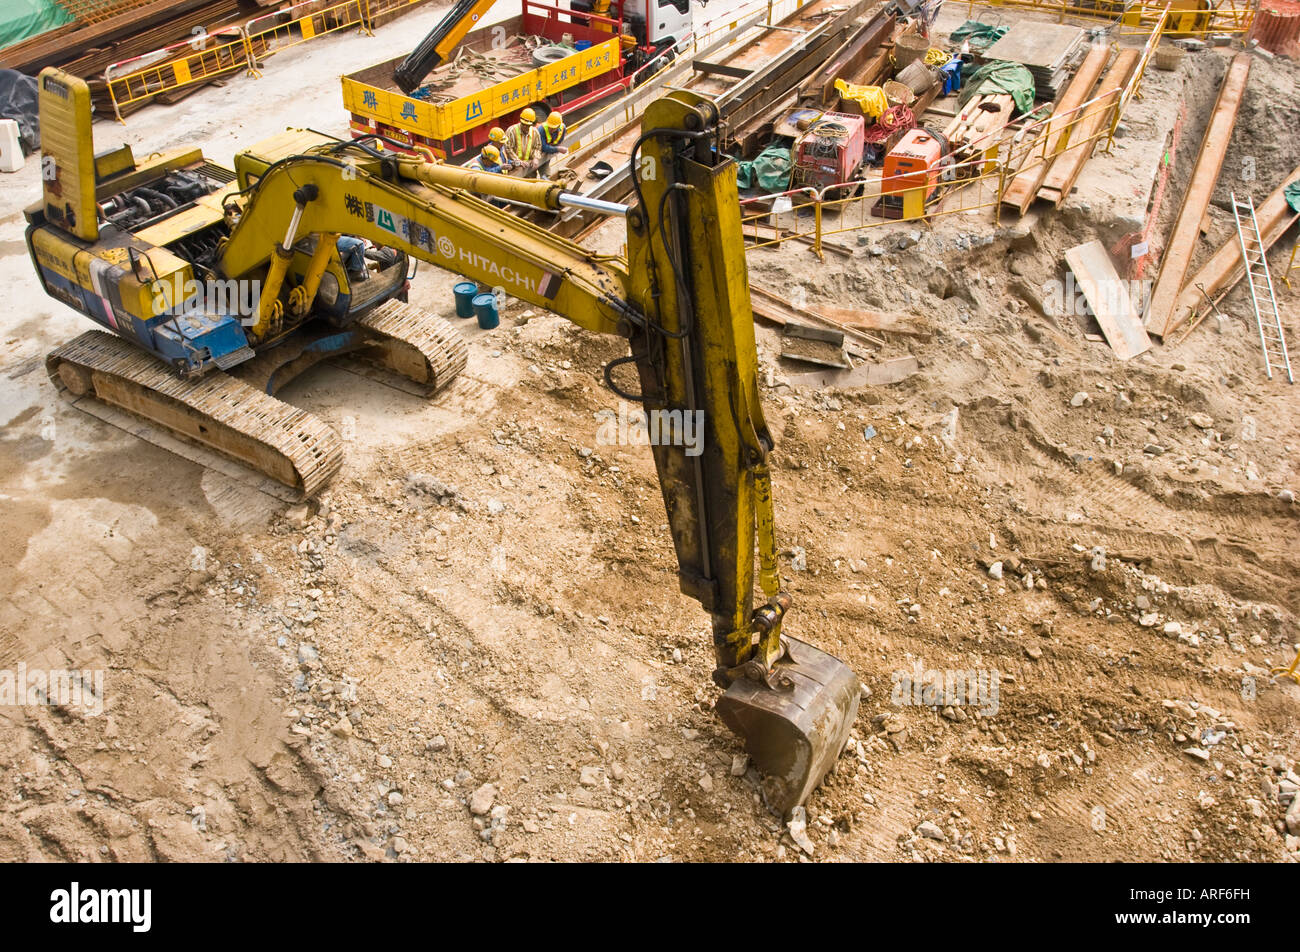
[1000,45,1110,217]
[749,285,886,348]
[1037,48,1140,205]
[1145,53,1252,336]
[787,356,919,387]
[806,303,932,339]
[1064,239,1151,360]
[1165,162,1300,338]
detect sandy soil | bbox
[0,5,1296,862]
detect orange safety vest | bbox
[507,123,540,161]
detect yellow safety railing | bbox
[103,0,441,122]
[106,26,258,122]
[245,0,372,62]
[740,150,1011,260]
[963,0,1254,36]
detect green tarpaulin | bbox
[958,60,1037,115]
[736,144,793,193]
[1285,180,1300,214]
[0,0,73,53]
[949,20,1009,52]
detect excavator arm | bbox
[393,0,502,94]
[215,92,859,814]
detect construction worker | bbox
[539,110,568,176]
[465,143,503,174]
[503,107,543,178]
[464,144,508,207]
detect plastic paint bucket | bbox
[453,281,478,317]
[472,293,499,329]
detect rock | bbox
[656,745,674,761]
[731,754,750,777]
[1024,645,1043,661]
[610,762,626,781]
[1280,489,1295,504]
[523,818,540,834]
[297,642,319,665]
[284,503,312,529]
[1139,612,1159,627]
[391,836,408,854]
[388,791,403,806]
[1135,595,1151,610]
[1070,391,1090,408]
[377,754,393,769]
[428,735,447,752]
[1183,747,1211,762]
[1143,443,1165,456]
[987,561,1004,580]
[698,774,714,793]
[1190,413,1214,429]
[1163,621,1182,636]
[330,716,354,738]
[579,765,603,787]
[405,473,464,509]
[469,783,497,816]
[917,820,945,842]
[1090,547,1106,572]
[1286,796,1300,836]
[788,806,815,855]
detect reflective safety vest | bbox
[466,155,500,173]
[506,122,540,162]
[541,122,565,146]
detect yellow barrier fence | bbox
[104,0,440,122]
[244,0,372,62]
[963,0,1254,37]
[106,26,258,121]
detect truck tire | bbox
[531,45,569,67]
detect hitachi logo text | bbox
[49,882,151,933]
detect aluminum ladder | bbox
[1230,192,1293,383]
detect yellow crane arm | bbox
[393,0,503,94]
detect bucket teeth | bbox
[715,636,860,816]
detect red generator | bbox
[793,113,868,192]
[876,128,947,219]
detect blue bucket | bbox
[472,292,499,329]
[575,39,591,51]
[453,281,478,318]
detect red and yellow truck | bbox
[342,0,701,159]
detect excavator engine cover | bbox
[716,636,860,815]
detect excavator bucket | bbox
[716,637,860,816]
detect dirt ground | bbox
[0,5,1297,862]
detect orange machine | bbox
[875,128,946,219]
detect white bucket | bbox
[0,119,23,173]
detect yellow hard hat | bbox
[488,126,505,144]
[482,144,501,164]
[546,111,563,127]
[520,107,536,124]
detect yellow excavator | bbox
[27,68,859,814]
